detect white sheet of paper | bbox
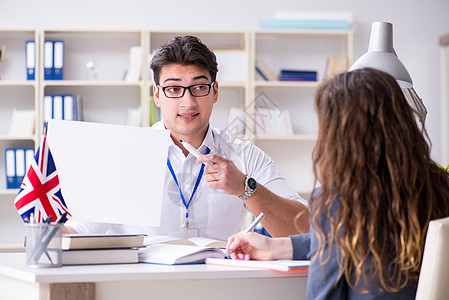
[47,120,170,227]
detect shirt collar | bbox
[153,121,215,154]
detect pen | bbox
[42,215,54,264]
[31,212,68,264]
[242,212,265,235]
[180,140,211,164]
[227,212,265,258]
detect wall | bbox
[0,0,448,162]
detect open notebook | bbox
[206,258,310,272]
[145,235,226,249]
[138,244,226,265]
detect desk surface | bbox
[0,253,308,300]
[0,253,307,283]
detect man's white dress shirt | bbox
[66,122,306,240]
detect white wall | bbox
[1,0,448,162]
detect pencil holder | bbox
[25,223,63,268]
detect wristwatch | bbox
[238,176,257,201]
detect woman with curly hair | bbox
[226,67,449,299]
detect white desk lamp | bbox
[349,21,427,125]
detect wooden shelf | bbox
[255,81,320,88]
[0,81,36,87]
[43,80,143,87]
[254,134,317,141]
[0,135,36,141]
[0,189,19,195]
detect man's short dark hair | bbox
[150,35,218,85]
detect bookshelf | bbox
[0,29,39,244]
[0,28,353,243]
[249,29,354,197]
[39,29,149,135]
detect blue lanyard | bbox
[167,147,211,220]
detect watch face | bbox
[248,178,257,190]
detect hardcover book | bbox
[62,248,139,265]
[61,234,146,250]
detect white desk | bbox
[0,253,307,300]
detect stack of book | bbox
[61,233,146,265]
[278,69,317,82]
[225,106,246,137]
[254,106,294,136]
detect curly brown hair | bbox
[311,67,449,293]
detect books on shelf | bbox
[225,106,246,137]
[145,235,227,249]
[124,46,142,82]
[61,233,146,250]
[138,243,226,265]
[0,45,6,63]
[324,57,349,80]
[206,258,310,273]
[125,107,143,126]
[253,92,294,136]
[149,95,161,126]
[254,106,294,136]
[256,60,277,81]
[279,69,317,82]
[62,248,139,265]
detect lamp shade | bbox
[349,21,427,124]
[349,22,413,88]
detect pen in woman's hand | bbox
[226,212,265,258]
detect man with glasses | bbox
[150,35,309,238]
[66,36,309,240]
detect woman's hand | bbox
[226,231,293,261]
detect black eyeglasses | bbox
[157,81,215,98]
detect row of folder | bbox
[43,94,83,128]
[25,40,64,80]
[5,148,35,189]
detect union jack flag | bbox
[14,136,71,223]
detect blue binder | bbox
[25,40,35,80]
[5,148,16,189]
[15,149,26,188]
[44,40,54,80]
[53,40,64,80]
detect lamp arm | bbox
[402,87,427,125]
